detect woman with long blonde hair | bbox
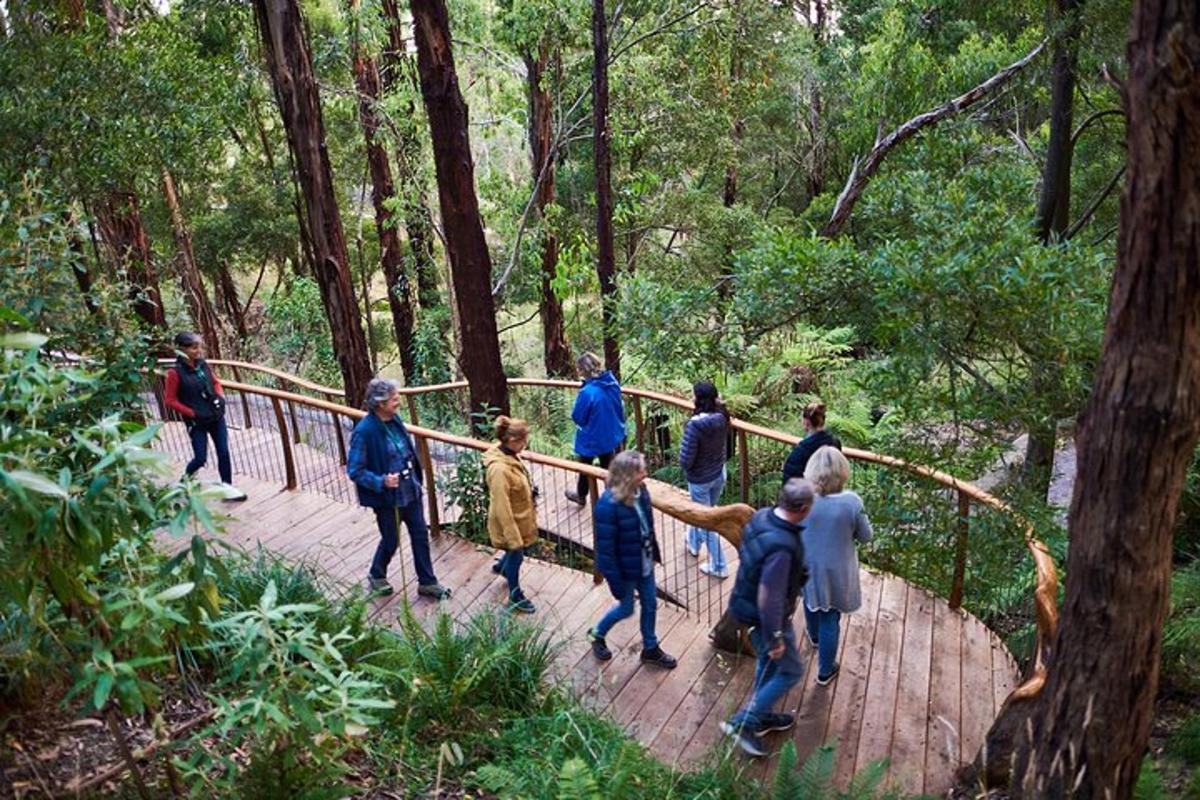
[587,451,676,668]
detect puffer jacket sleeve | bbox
[593,495,624,591]
[679,417,699,472]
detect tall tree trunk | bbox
[216,259,249,350]
[378,0,443,314]
[253,0,373,404]
[410,0,509,416]
[527,46,573,378]
[349,0,416,382]
[723,0,742,210]
[161,169,223,359]
[95,191,166,332]
[592,0,620,379]
[1023,0,1084,496]
[974,2,1200,797]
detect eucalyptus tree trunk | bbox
[1023,0,1084,497]
[378,0,443,314]
[974,2,1200,796]
[216,260,249,352]
[252,0,373,404]
[526,46,573,378]
[161,169,223,359]
[723,0,743,210]
[592,0,620,379]
[410,0,509,416]
[95,191,166,333]
[349,0,416,382]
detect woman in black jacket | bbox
[781,402,841,483]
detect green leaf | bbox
[5,469,68,498]
[93,673,114,710]
[0,332,48,349]
[153,582,195,603]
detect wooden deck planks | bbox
[152,438,1020,795]
[925,601,964,791]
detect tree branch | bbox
[1065,164,1125,240]
[609,2,711,65]
[1070,108,1123,147]
[820,39,1047,239]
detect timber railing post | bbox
[632,394,645,452]
[949,489,970,609]
[406,396,441,535]
[737,428,751,503]
[587,473,602,584]
[269,395,298,490]
[230,365,252,428]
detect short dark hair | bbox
[174,331,201,348]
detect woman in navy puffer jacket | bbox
[679,381,731,577]
[588,451,676,669]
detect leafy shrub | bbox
[1162,561,1200,694]
[440,449,490,542]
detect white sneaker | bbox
[700,561,729,579]
[220,483,248,502]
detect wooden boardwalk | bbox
[158,422,1017,795]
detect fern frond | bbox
[556,757,602,800]
[796,742,837,800]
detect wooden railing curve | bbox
[157,364,1057,700]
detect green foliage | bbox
[440,450,490,542]
[1167,714,1200,767]
[556,757,604,800]
[770,741,899,799]
[1133,757,1170,800]
[1162,561,1200,694]
[265,276,340,386]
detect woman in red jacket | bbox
[164,331,245,499]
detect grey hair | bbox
[606,450,646,505]
[364,377,399,412]
[777,478,815,512]
[804,446,850,495]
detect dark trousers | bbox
[575,450,616,498]
[370,502,437,586]
[185,416,232,484]
[496,547,525,596]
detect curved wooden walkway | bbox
[159,424,1016,795]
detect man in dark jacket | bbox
[347,377,450,600]
[720,478,815,757]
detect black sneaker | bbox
[564,489,586,507]
[755,712,796,733]
[491,558,504,575]
[640,647,677,669]
[719,720,767,757]
[816,663,840,686]
[589,629,612,661]
[509,589,536,614]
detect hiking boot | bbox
[640,647,677,669]
[564,489,586,507]
[699,561,730,579]
[719,720,767,757]
[589,629,612,661]
[417,583,452,600]
[755,712,796,734]
[509,589,536,614]
[816,663,840,686]
[367,576,393,596]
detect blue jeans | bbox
[595,570,659,650]
[687,469,727,570]
[729,623,804,729]
[496,547,525,596]
[185,416,232,484]
[803,606,842,676]
[370,502,437,586]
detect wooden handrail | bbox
[159,365,1057,702]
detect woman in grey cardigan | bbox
[802,446,873,685]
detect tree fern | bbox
[770,740,803,799]
[792,742,837,800]
[556,757,602,800]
